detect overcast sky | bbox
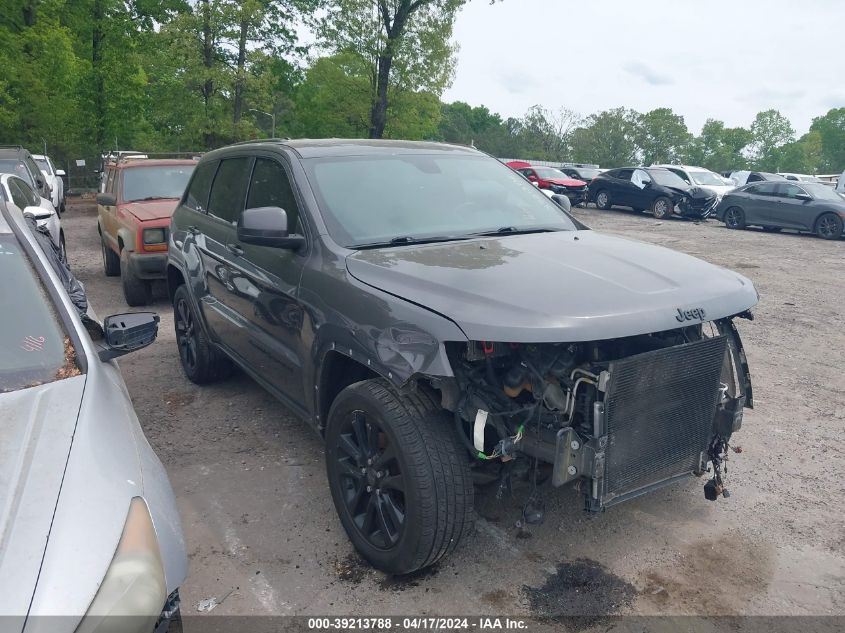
[443,0,842,135]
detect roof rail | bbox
[103,151,204,165]
[228,138,291,147]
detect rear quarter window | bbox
[184,160,219,213]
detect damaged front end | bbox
[440,316,753,513]
[673,187,719,219]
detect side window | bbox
[617,169,634,180]
[8,179,30,209]
[744,185,760,195]
[184,160,218,212]
[246,158,302,233]
[756,183,778,196]
[669,168,690,183]
[778,183,806,199]
[24,155,42,185]
[207,157,253,224]
[747,173,763,183]
[105,168,116,194]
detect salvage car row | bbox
[505,159,845,239]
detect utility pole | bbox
[249,109,275,138]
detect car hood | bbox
[0,376,85,617]
[122,199,179,222]
[346,231,758,343]
[547,177,587,187]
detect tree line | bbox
[1,0,842,176]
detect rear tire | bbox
[120,249,152,306]
[325,379,473,575]
[652,196,673,219]
[595,190,612,210]
[102,236,120,276]
[173,284,232,384]
[724,207,746,230]
[816,212,843,240]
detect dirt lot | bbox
[63,199,844,628]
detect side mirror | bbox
[55,169,66,177]
[98,312,160,362]
[238,206,305,250]
[97,192,116,206]
[23,205,53,221]
[795,193,812,202]
[642,180,652,188]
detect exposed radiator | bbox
[600,335,728,505]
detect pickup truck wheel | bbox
[101,237,120,276]
[652,196,673,219]
[595,190,612,210]
[816,213,843,240]
[173,285,232,384]
[325,379,473,575]
[724,207,746,229]
[120,249,152,306]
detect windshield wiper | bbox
[352,235,470,249]
[469,226,564,237]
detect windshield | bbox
[689,170,725,186]
[122,164,195,202]
[0,159,34,187]
[534,168,568,180]
[34,158,52,175]
[0,235,77,392]
[648,169,689,188]
[574,168,600,179]
[305,154,577,247]
[805,183,844,202]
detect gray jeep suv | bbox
[166,139,758,574]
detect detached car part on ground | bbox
[589,167,719,219]
[166,139,757,575]
[0,201,187,632]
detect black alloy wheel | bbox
[725,207,746,229]
[816,213,843,240]
[334,409,406,550]
[175,294,198,375]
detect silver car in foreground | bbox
[0,199,186,632]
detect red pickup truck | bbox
[97,157,196,305]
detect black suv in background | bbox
[166,139,756,575]
[0,145,52,201]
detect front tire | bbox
[102,236,120,276]
[325,379,473,575]
[594,190,612,210]
[816,212,843,240]
[652,196,673,219]
[120,249,152,306]
[173,285,232,384]
[724,207,746,230]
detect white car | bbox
[32,154,65,214]
[1,172,65,261]
[777,172,824,184]
[653,164,735,200]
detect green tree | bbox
[570,108,639,167]
[777,131,822,174]
[687,119,751,172]
[748,109,794,171]
[634,108,692,165]
[809,108,845,173]
[319,0,464,139]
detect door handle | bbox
[226,243,244,257]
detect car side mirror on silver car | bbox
[98,312,160,362]
[238,206,305,250]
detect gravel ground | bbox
[62,199,844,629]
